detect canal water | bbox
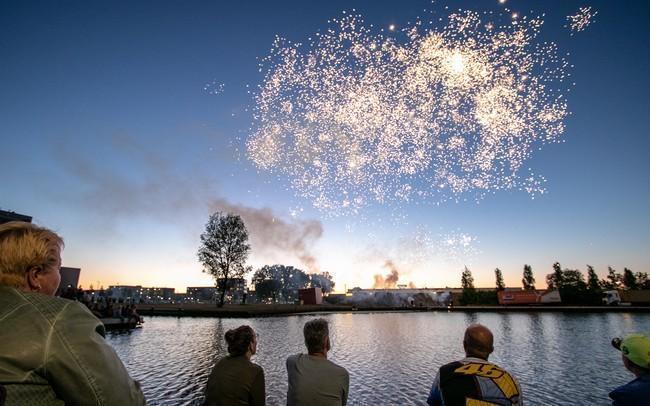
[106,311,650,405]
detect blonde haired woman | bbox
[0,221,145,405]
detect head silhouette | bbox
[303,318,330,355]
[224,325,256,357]
[463,324,494,360]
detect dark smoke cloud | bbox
[54,135,324,270]
[54,133,219,217]
[373,260,400,289]
[210,199,323,272]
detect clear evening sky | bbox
[1,0,648,292]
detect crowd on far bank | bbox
[0,221,649,406]
[59,286,143,323]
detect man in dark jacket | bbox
[610,334,650,405]
[427,324,522,406]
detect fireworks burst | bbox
[248,7,570,215]
[566,7,598,35]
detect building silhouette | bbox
[0,210,32,224]
[57,267,81,295]
[107,285,176,303]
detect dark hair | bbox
[224,325,255,356]
[304,318,329,354]
[463,324,494,359]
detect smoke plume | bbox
[372,260,400,289]
[210,199,323,272]
[54,136,325,271]
[341,289,452,307]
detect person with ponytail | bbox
[204,325,265,405]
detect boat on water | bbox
[101,317,143,332]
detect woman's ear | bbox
[26,266,42,291]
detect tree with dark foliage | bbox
[602,266,622,290]
[586,265,601,292]
[309,272,335,293]
[635,272,650,289]
[252,264,310,303]
[198,212,251,307]
[623,268,638,290]
[460,266,476,305]
[495,268,505,291]
[522,264,535,291]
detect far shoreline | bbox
[134,303,650,318]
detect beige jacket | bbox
[0,286,145,405]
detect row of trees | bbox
[197,211,334,307]
[461,263,648,305]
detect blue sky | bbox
[1,0,648,292]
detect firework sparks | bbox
[248,7,570,215]
[203,80,225,95]
[398,227,481,265]
[566,7,597,35]
[437,231,480,264]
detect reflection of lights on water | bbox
[248,7,571,215]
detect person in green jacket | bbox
[0,221,146,405]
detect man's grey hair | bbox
[303,318,329,354]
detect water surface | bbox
[107,311,650,405]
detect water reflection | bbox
[107,312,650,405]
[463,311,479,325]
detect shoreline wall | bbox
[135,303,650,318]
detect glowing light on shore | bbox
[248,7,570,214]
